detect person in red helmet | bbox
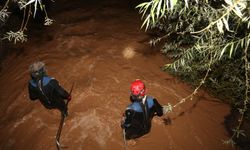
[121,79,164,140]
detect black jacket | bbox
[122,95,163,139]
[28,76,69,111]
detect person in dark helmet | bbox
[121,79,165,140]
[28,61,71,117]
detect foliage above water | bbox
[136,0,250,146]
[0,0,54,43]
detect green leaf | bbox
[161,0,166,18]
[21,0,35,8]
[222,17,230,31]
[136,2,149,9]
[171,0,178,9]
[141,3,151,18]
[156,0,162,18]
[246,38,250,49]
[216,19,224,33]
[170,0,177,10]
[184,0,189,8]
[241,38,245,48]
[224,0,233,6]
[141,15,151,31]
[233,6,243,18]
[219,43,229,59]
[151,10,155,25]
[229,43,234,58]
[141,15,148,29]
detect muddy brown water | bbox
[0,0,234,149]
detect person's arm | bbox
[50,79,70,100]
[153,98,163,116]
[121,109,135,129]
[28,82,38,100]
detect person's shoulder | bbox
[146,95,157,107]
[28,79,36,87]
[146,95,154,100]
[126,102,142,112]
[44,76,55,80]
[147,95,159,101]
[43,76,56,85]
[146,95,156,103]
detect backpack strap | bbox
[139,96,150,130]
[38,78,52,105]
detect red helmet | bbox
[130,79,146,97]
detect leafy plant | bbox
[0,0,54,44]
[2,30,27,43]
[136,0,250,146]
